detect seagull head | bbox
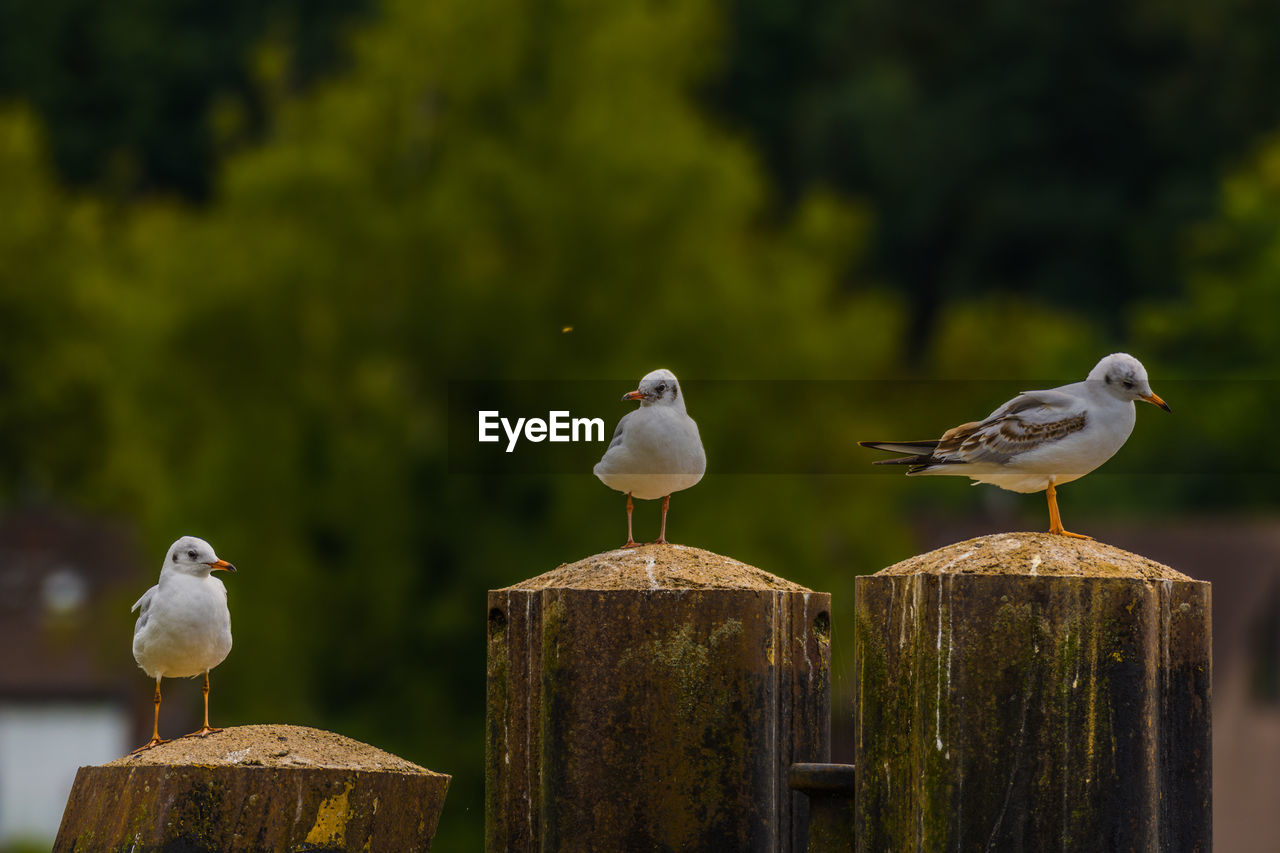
[622,368,685,409]
[164,536,236,577]
[1088,353,1170,411]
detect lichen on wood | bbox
[54,724,450,852]
[853,533,1211,852]
[487,546,831,852]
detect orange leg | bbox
[623,493,640,548]
[185,670,224,737]
[1046,481,1092,540]
[131,677,169,753]
[656,494,671,544]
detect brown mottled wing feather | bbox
[935,412,1087,464]
[932,390,1087,465]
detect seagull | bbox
[859,353,1170,539]
[130,536,236,752]
[594,368,706,547]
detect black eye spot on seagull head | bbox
[172,552,178,563]
[1107,368,1137,390]
[1104,367,1134,389]
[187,548,198,560]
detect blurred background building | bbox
[0,512,144,848]
[3,0,1280,848]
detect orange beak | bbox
[210,559,237,573]
[1142,392,1171,412]
[622,390,644,401]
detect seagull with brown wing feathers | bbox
[860,353,1170,539]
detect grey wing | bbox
[987,388,1080,420]
[936,390,1087,465]
[132,585,157,633]
[607,410,636,451]
[594,411,636,476]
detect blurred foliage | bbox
[1139,136,1280,375]
[711,0,1280,356]
[1127,134,1280,508]
[0,110,119,500]
[0,0,365,199]
[3,0,885,846]
[0,841,50,853]
[3,0,1280,848]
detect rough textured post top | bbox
[501,543,810,591]
[876,532,1194,580]
[105,724,440,775]
[56,724,450,852]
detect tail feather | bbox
[859,439,941,472]
[871,456,924,466]
[858,440,940,456]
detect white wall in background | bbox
[0,703,130,846]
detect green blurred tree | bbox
[5,0,1244,847]
[1130,134,1280,508]
[710,0,1280,359]
[0,0,365,199]
[0,108,118,501]
[0,0,902,846]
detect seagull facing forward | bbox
[131,536,236,752]
[860,353,1170,539]
[595,369,706,547]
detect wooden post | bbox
[853,533,1211,851]
[54,724,450,852]
[487,544,831,852]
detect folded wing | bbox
[132,586,156,634]
[861,388,1087,472]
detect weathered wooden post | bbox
[854,532,1211,851]
[54,724,450,851]
[487,544,831,852]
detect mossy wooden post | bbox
[54,724,450,852]
[854,533,1211,851]
[487,544,831,852]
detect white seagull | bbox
[594,368,706,547]
[131,536,236,752]
[860,353,1170,539]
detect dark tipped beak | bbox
[622,390,644,401]
[210,559,236,573]
[1142,392,1171,412]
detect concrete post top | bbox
[104,724,446,776]
[499,543,811,592]
[875,532,1195,581]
